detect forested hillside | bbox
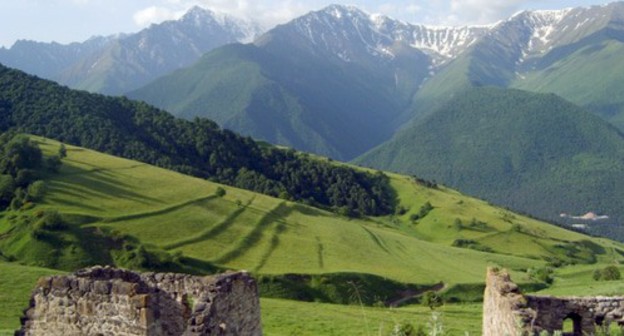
[358,87,624,240]
[0,64,394,217]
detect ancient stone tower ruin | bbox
[16,266,262,335]
[483,267,624,336]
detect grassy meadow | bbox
[1,136,623,333]
[0,262,62,334]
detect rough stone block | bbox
[16,266,262,336]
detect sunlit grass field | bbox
[1,136,623,333]
[30,138,624,281]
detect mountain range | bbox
[0,6,263,95]
[130,2,624,155]
[129,5,493,160]
[3,2,624,239]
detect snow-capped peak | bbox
[322,4,368,19]
[176,6,262,43]
[290,4,490,64]
[527,8,573,51]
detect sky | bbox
[0,0,614,48]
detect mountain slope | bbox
[357,87,624,240]
[129,5,491,161]
[411,2,624,127]
[5,136,622,279]
[0,6,262,95]
[0,63,394,217]
[0,36,115,80]
[2,137,624,334]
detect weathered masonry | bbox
[16,266,262,335]
[483,267,624,336]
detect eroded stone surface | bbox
[16,266,262,336]
[483,267,624,336]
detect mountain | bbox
[129,5,490,161]
[0,6,262,95]
[0,36,116,80]
[0,63,394,217]
[357,87,624,240]
[412,2,624,127]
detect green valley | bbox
[1,136,623,333]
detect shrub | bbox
[527,267,554,285]
[33,210,67,231]
[27,180,47,201]
[45,155,62,172]
[421,291,443,310]
[593,266,621,281]
[391,322,416,336]
[215,187,226,197]
[410,202,433,222]
[58,144,67,158]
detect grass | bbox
[28,137,591,284]
[0,261,481,335]
[2,136,624,333]
[261,298,483,335]
[513,41,624,129]
[0,262,62,334]
[534,264,624,297]
[27,137,624,280]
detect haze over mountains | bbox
[0,6,263,95]
[2,2,624,239]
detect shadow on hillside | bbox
[53,164,164,205]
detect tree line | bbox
[0,64,395,216]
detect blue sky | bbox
[0,0,613,48]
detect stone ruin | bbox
[16,266,262,335]
[483,267,624,336]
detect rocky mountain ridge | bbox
[0,6,263,94]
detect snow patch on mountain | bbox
[291,5,489,66]
[523,8,573,54]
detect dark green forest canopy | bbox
[357,87,624,239]
[0,64,394,216]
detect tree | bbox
[45,155,62,172]
[27,180,47,201]
[421,291,443,310]
[0,135,42,177]
[58,144,67,158]
[0,174,15,207]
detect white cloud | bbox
[442,0,540,24]
[131,0,318,28]
[132,0,561,30]
[133,6,183,27]
[406,4,422,14]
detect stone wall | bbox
[483,267,624,336]
[482,268,536,336]
[16,266,262,336]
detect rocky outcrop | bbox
[16,266,262,335]
[483,267,624,336]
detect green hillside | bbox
[357,87,624,240]
[0,262,62,334]
[1,136,624,333]
[514,38,624,129]
[0,63,395,218]
[3,136,623,281]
